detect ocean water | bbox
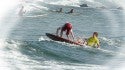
[0,0,125,70]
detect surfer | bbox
[86,32,100,48]
[75,32,100,47]
[56,22,74,41]
[56,8,63,13]
[67,9,74,14]
[18,6,26,16]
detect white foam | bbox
[0,40,41,70]
[100,37,119,46]
[40,61,108,70]
[38,36,45,41]
[24,14,47,18]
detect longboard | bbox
[46,33,83,46]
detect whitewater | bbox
[0,0,125,70]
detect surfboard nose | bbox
[46,33,49,36]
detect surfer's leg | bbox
[67,35,70,40]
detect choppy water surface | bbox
[0,0,125,70]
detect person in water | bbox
[18,6,26,16]
[67,9,74,14]
[86,32,100,48]
[56,22,74,41]
[56,8,63,13]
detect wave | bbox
[17,0,125,18]
[35,0,123,8]
[19,0,124,14]
[2,34,125,70]
[4,37,123,65]
[1,0,125,70]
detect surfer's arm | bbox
[97,44,100,48]
[96,40,100,48]
[56,27,61,36]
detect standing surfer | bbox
[56,22,75,41]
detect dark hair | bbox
[93,32,98,36]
